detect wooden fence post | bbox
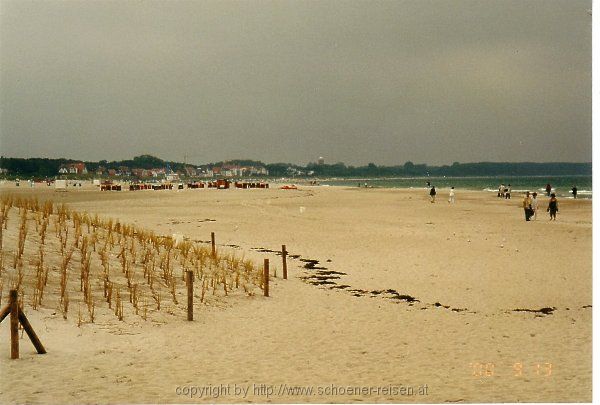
[186,271,193,321]
[211,232,216,257]
[10,290,18,359]
[1,289,46,358]
[17,311,46,355]
[0,212,3,249]
[263,259,269,297]
[282,245,287,280]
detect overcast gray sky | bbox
[0,0,592,166]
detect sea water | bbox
[319,175,592,199]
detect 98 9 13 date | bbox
[469,362,553,377]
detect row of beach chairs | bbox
[101,182,269,191]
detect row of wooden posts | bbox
[185,232,288,321]
[1,231,287,358]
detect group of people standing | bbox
[427,182,454,204]
[522,190,558,221]
[425,181,576,220]
[497,184,512,199]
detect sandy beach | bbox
[0,183,592,403]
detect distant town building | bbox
[221,164,242,177]
[317,157,325,165]
[119,166,130,176]
[166,173,180,182]
[131,168,152,178]
[58,162,88,175]
[196,168,212,178]
[150,168,166,178]
[286,167,305,176]
[215,164,269,178]
[184,166,197,177]
[248,166,269,176]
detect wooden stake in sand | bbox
[18,309,46,355]
[0,289,46,359]
[186,270,193,321]
[10,290,18,359]
[282,245,287,280]
[0,212,3,250]
[211,232,216,257]
[263,259,269,297]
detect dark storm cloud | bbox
[0,0,591,165]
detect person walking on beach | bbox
[531,192,539,220]
[429,186,436,203]
[505,184,512,199]
[547,193,558,220]
[522,191,533,221]
[448,187,455,203]
[572,186,578,199]
[499,184,505,198]
[546,183,552,197]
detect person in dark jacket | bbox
[522,191,533,221]
[429,186,436,203]
[547,193,558,220]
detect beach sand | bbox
[0,184,592,403]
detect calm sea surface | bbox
[318,176,592,199]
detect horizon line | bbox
[0,155,593,167]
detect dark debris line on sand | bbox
[245,246,586,318]
[512,307,556,316]
[283,252,477,313]
[299,258,328,270]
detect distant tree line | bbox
[268,161,592,178]
[88,155,185,172]
[0,155,185,177]
[0,157,70,177]
[0,155,592,178]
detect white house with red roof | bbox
[58,162,88,175]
